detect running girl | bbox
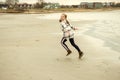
[59,13,84,59]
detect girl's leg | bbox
[69,38,83,59]
[61,37,69,51]
[61,37,72,56]
[69,38,81,52]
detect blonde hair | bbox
[59,13,70,25]
[62,13,67,18]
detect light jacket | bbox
[60,20,75,38]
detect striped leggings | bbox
[61,37,81,52]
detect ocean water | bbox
[83,11,120,52]
[37,10,120,52]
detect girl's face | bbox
[60,14,66,21]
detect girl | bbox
[59,13,84,59]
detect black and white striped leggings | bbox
[61,37,81,52]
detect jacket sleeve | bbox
[60,22,67,28]
[60,22,69,32]
[70,25,76,30]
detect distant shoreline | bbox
[0,7,120,14]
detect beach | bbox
[0,10,120,80]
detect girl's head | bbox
[59,13,67,22]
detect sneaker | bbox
[79,51,84,59]
[66,50,72,56]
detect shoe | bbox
[66,50,72,56]
[79,51,84,59]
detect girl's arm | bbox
[70,25,79,30]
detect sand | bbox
[0,13,120,80]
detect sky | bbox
[0,0,120,5]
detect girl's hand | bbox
[74,27,79,30]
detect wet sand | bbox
[0,13,120,80]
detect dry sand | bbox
[0,13,120,80]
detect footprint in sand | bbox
[56,58,73,62]
[35,40,39,42]
[16,44,20,47]
[119,56,120,60]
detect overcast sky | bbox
[0,0,120,5]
